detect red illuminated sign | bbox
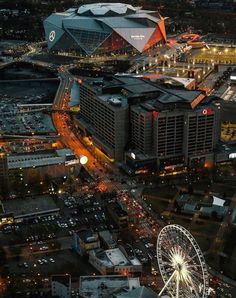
[152,111,158,118]
[202,108,212,115]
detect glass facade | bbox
[67,28,111,54]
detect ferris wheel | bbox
[157,224,209,298]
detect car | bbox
[49,258,55,263]
[42,259,48,264]
[23,262,28,268]
[38,259,43,265]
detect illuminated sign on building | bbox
[152,111,159,119]
[49,30,56,42]
[65,159,80,166]
[130,35,145,40]
[131,152,136,159]
[229,153,236,159]
[202,108,213,116]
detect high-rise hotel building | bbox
[77,76,221,173]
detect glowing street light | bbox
[79,155,88,165]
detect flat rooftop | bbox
[83,75,208,110]
[7,148,74,169]
[77,229,98,243]
[108,202,128,218]
[52,274,71,287]
[79,275,140,298]
[99,230,116,247]
[117,286,158,298]
[1,195,59,218]
[92,247,141,268]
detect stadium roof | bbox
[77,3,137,16]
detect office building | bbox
[77,75,221,173]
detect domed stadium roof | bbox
[77,3,137,16]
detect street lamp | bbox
[79,155,88,165]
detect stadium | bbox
[43,3,166,55]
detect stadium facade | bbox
[43,3,166,55]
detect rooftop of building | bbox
[82,75,213,111]
[1,195,59,218]
[98,230,116,247]
[116,286,158,298]
[77,229,99,243]
[51,274,71,287]
[79,275,140,298]
[108,201,128,218]
[90,247,141,268]
[6,148,76,169]
[62,3,158,19]
[76,3,138,17]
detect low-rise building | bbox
[51,274,71,298]
[115,286,158,298]
[99,230,116,249]
[79,275,140,298]
[107,202,128,229]
[1,148,82,192]
[73,229,100,256]
[89,247,142,275]
[0,195,59,225]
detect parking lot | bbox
[10,248,96,275]
[0,62,59,135]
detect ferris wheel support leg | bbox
[158,270,176,297]
[190,279,200,298]
[176,274,180,298]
